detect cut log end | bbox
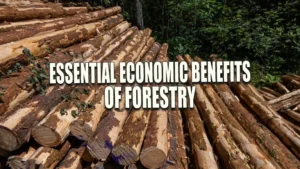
[69,120,93,141]
[111,145,139,165]
[0,126,19,151]
[87,138,112,161]
[140,147,167,169]
[32,125,61,147]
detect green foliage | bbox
[94,0,300,85]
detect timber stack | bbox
[0,1,300,169]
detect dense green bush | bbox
[94,0,300,84]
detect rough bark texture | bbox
[0,5,88,22]
[268,89,300,111]
[135,0,144,29]
[110,41,160,166]
[0,14,123,72]
[177,55,250,169]
[213,84,300,169]
[183,106,218,169]
[0,6,122,45]
[232,83,300,159]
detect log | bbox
[139,109,169,169]
[186,55,275,169]
[87,32,153,161]
[0,14,123,72]
[56,146,89,169]
[139,44,169,169]
[294,104,300,113]
[161,108,188,169]
[268,89,300,111]
[271,82,290,94]
[281,75,300,90]
[177,55,250,169]
[69,28,150,141]
[259,90,276,101]
[0,17,62,33]
[110,43,161,166]
[8,147,37,169]
[183,106,218,169]
[261,87,281,97]
[65,21,131,60]
[0,6,88,22]
[232,83,300,159]
[20,141,71,169]
[213,84,300,169]
[281,109,300,123]
[0,6,122,45]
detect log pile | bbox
[1,2,300,169]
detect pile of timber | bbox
[0,2,300,169]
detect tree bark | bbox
[271,82,290,94]
[0,14,123,72]
[0,6,122,45]
[232,83,300,159]
[268,89,300,111]
[259,90,277,101]
[110,42,161,166]
[281,75,300,90]
[261,87,281,97]
[135,0,144,29]
[0,5,88,22]
[70,29,151,141]
[213,83,300,169]
[177,55,250,169]
[183,106,218,169]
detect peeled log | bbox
[139,109,168,169]
[186,55,275,169]
[161,108,188,169]
[57,146,90,169]
[0,14,123,71]
[268,89,300,111]
[183,106,218,169]
[281,109,300,123]
[111,42,161,166]
[32,85,97,147]
[0,18,62,33]
[232,83,300,159]
[0,6,88,22]
[213,84,300,169]
[65,21,131,60]
[177,55,250,169]
[259,90,277,101]
[0,6,122,45]
[69,28,146,141]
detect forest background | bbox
[60,0,300,86]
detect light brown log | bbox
[0,6,121,45]
[0,26,126,151]
[177,55,250,169]
[259,90,277,101]
[139,45,169,169]
[294,104,300,113]
[139,109,168,169]
[0,6,88,22]
[110,42,161,166]
[261,87,281,97]
[213,84,300,169]
[281,109,300,123]
[65,21,130,60]
[271,82,290,94]
[87,32,153,161]
[186,55,275,169]
[162,108,188,169]
[183,106,218,169]
[268,89,300,111]
[0,14,123,71]
[232,83,300,159]
[70,28,150,141]
[8,147,37,168]
[56,146,90,169]
[0,18,62,33]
